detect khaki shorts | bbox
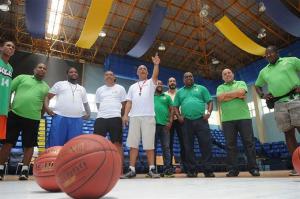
[126,116,156,150]
[274,100,300,132]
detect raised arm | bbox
[151,54,160,84]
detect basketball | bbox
[292,147,300,174]
[54,134,121,199]
[33,146,62,192]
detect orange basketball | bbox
[54,134,121,199]
[33,146,62,192]
[292,146,300,174]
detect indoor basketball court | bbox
[0,0,300,199]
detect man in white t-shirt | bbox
[164,77,186,171]
[44,67,91,147]
[121,54,160,179]
[94,70,126,165]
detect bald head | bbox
[222,68,234,83]
[137,65,148,80]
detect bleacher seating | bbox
[2,117,294,174]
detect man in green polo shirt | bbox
[255,45,300,176]
[0,63,49,181]
[217,68,260,177]
[173,72,215,178]
[0,41,15,141]
[154,80,173,177]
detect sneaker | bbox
[146,168,160,178]
[0,169,4,181]
[226,170,239,177]
[186,172,198,178]
[249,169,260,177]
[289,170,299,176]
[163,171,175,178]
[19,169,29,180]
[204,172,215,178]
[120,169,136,179]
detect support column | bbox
[251,85,266,143]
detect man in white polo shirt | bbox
[45,67,91,147]
[122,54,160,178]
[94,70,126,164]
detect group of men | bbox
[0,40,299,181]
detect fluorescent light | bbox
[99,30,106,37]
[47,0,65,35]
[158,43,166,51]
[212,58,220,65]
[258,2,266,13]
[0,4,9,12]
[199,4,209,17]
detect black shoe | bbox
[187,172,198,178]
[204,172,215,178]
[19,169,29,181]
[0,169,4,181]
[226,170,239,177]
[146,168,160,178]
[249,169,260,177]
[120,169,136,179]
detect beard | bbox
[169,84,176,89]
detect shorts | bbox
[0,116,7,140]
[126,116,156,150]
[47,115,83,147]
[274,100,300,132]
[94,117,123,143]
[4,111,40,147]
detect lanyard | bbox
[138,80,147,96]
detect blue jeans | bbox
[155,124,172,172]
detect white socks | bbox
[129,166,135,172]
[149,165,155,171]
[21,165,29,171]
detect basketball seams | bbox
[54,135,121,198]
[57,137,118,162]
[102,143,117,195]
[67,150,110,195]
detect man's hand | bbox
[165,122,172,130]
[263,93,274,100]
[178,116,184,124]
[46,108,56,116]
[294,86,300,94]
[203,113,211,120]
[122,115,129,127]
[152,54,160,65]
[82,113,90,120]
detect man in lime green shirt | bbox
[173,72,215,178]
[0,41,15,141]
[255,45,300,176]
[154,80,173,177]
[217,68,259,177]
[0,63,49,181]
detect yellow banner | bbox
[76,0,113,49]
[215,16,266,56]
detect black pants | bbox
[222,119,258,171]
[155,125,172,172]
[182,117,213,174]
[170,120,186,167]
